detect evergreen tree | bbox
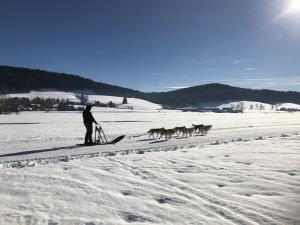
[122,97,128,104]
[108,101,116,108]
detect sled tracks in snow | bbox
[0,131,299,168]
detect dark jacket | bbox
[83,109,97,124]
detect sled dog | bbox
[158,128,176,140]
[199,125,212,135]
[147,128,164,138]
[174,126,186,136]
[192,124,204,134]
[181,127,195,138]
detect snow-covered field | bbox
[0,109,300,225]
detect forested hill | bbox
[1,65,300,106]
[145,83,300,106]
[0,65,143,98]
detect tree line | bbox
[0,97,119,114]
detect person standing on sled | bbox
[83,104,98,144]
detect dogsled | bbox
[80,105,125,146]
[78,125,125,147]
[94,125,125,145]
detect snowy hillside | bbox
[88,95,161,110]
[218,101,300,112]
[218,101,273,111]
[7,91,162,111]
[279,103,300,110]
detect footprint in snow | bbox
[242,192,281,197]
[121,190,131,196]
[156,196,184,204]
[120,211,153,223]
[243,193,253,197]
[62,166,72,170]
[236,161,251,165]
[217,183,226,188]
[186,164,195,168]
[156,196,173,204]
[255,136,264,140]
[262,192,281,196]
[176,169,188,173]
[48,222,58,225]
[230,179,244,183]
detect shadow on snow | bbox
[0,145,78,158]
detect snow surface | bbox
[0,109,300,224]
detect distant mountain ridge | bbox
[0,65,142,97]
[1,65,300,107]
[146,83,300,106]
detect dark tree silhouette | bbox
[122,97,128,104]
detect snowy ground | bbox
[0,109,299,224]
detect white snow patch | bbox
[218,101,272,111]
[218,101,300,112]
[88,95,161,110]
[278,103,300,110]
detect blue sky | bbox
[0,0,300,91]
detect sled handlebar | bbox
[95,125,103,131]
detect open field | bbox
[0,110,299,224]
